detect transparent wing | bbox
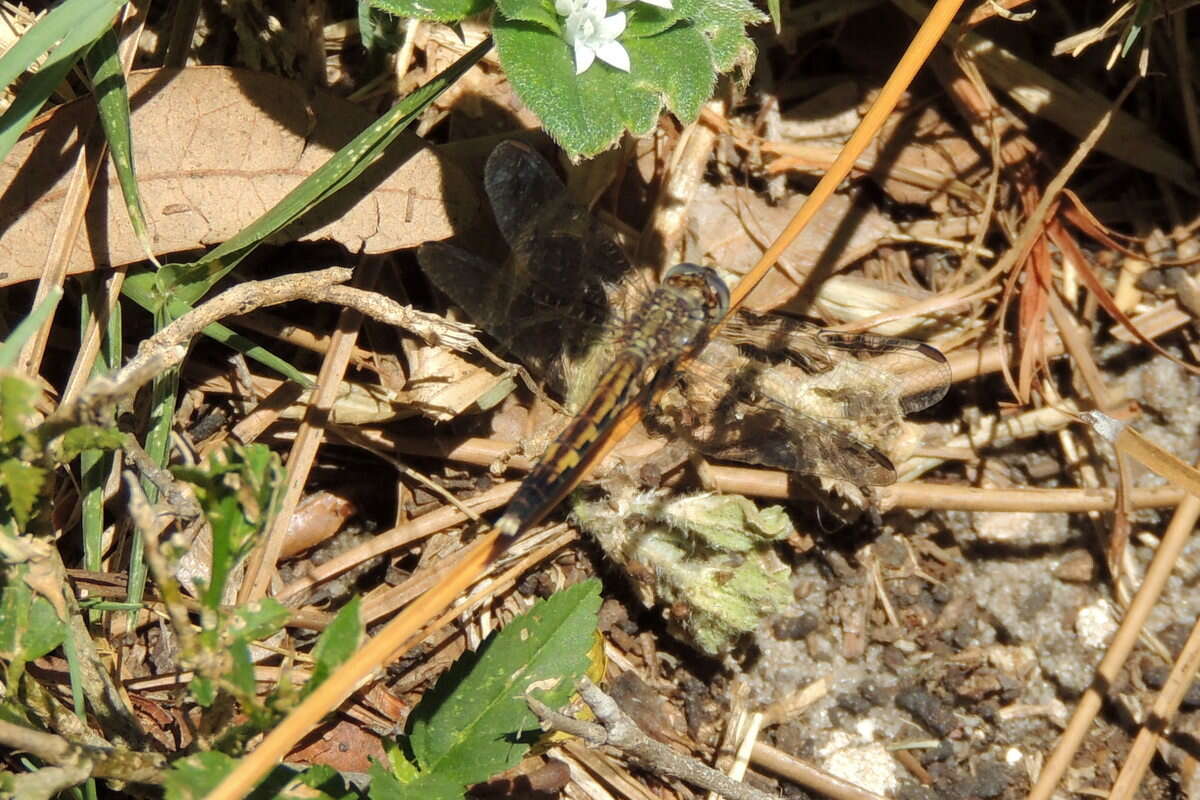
[417,141,633,398]
[721,310,951,418]
[668,312,951,487]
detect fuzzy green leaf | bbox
[625,23,714,121]
[0,375,39,443]
[404,580,601,786]
[674,0,765,72]
[625,4,683,37]
[0,458,46,529]
[231,597,291,642]
[494,0,560,28]
[368,0,490,23]
[493,15,659,157]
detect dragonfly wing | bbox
[723,310,951,418]
[688,392,899,486]
[418,241,577,396]
[419,143,633,400]
[815,329,952,414]
[484,141,571,247]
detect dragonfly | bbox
[418,141,951,540]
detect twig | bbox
[752,741,890,800]
[0,719,165,785]
[1109,611,1200,798]
[70,267,354,420]
[1027,461,1200,799]
[528,678,777,800]
[1082,411,1200,499]
[239,261,379,604]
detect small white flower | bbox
[613,0,673,8]
[559,0,629,75]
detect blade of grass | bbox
[84,27,158,267]
[78,277,122,625]
[0,0,127,163]
[0,288,63,367]
[58,612,99,800]
[140,34,495,313]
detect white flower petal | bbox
[583,0,607,15]
[574,41,596,74]
[597,10,627,38]
[594,39,630,71]
[554,0,579,16]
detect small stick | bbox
[528,678,777,800]
[1081,410,1200,499]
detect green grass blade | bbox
[0,287,63,367]
[78,277,122,623]
[85,28,157,266]
[153,35,494,308]
[0,0,126,93]
[0,1,128,164]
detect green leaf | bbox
[368,0,490,23]
[306,596,363,696]
[231,598,291,642]
[405,580,601,786]
[674,0,765,72]
[368,759,462,800]
[493,16,659,157]
[285,764,359,800]
[0,375,40,442]
[626,23,714,121]
[58,425,126,462]
[164,751,302,800]
[359,3,407,62]
[494,0,561,29]
[228,639,257,700]
[190,674,217,708]
[164,752,234,800]
[175,443,285,609]
[0,458,47,529]
[0,566,67,664]
[624,4,683,38]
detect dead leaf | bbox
[686,181,895,311]
[0,66,479,287]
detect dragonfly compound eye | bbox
[664,262,730,316]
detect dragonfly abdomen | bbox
[495,353,647,539]
[493,264,729,541]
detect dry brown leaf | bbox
[686,181,895,311]
[0,66,480,286]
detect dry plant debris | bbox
[3,2,1200,799]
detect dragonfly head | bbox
[663,263,730,319]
